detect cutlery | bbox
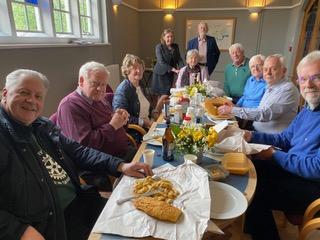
[116,189,161,205]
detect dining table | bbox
[88,114,257,240]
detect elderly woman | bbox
[236,54,267,108]
[113,54,165,129]
[176,49,209,88]
[151,28,184,97]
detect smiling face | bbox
[230,48,244,66]
[79,69,108,102]
[250,58,264,79]
[163,32,174,46]
[127,63,144,86]
[263,56,286,86]
[2,76,47,126]
[297,61,320,109]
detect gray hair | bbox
[121,54,145,78]
[229,43,244,55]
[297,50,320,75]
[79,61,110,80]
[249,54,266,68]
[265,54,286,69]
[5,69,49,90]
[198,21,208,31]
[186,49,199,63]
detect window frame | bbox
[0,0,108,46]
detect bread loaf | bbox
[204,97,231,116]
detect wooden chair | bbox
[299,198,320,240]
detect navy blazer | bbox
[153,43,184,75]
[187,35,220,75]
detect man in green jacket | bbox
[224,43,251,103]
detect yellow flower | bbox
[207,128,218,148]
[192,130,203,141]
[189,87,198,97]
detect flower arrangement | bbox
[186,83,206,97]
[174,125,218,154]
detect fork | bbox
[116,189,161,205]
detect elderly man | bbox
[219,54,300,133]
[54,61,136,189]
[187,21,220,76]
[243,50,320,240]
[0,69,152,240]
[224,43,251,103]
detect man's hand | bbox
[143,118,154,128]
[21,226,45,240]
[218,104,233,115]
[110,109,129,130]
[243,130,252,142]
[118,162,153,178]
[253,147,275,160]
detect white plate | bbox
[210,181,248,219]
[205,113,233,121]
[143,128,165,146]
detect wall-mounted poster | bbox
[186,18,236,51]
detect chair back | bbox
[105,64,120,92]
[299,198,320,240]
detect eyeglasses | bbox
[250,64,263,69]
[86,80,107,89]
[297,74,320,84]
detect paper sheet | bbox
[214,126,271,154]
[92,162,212,240]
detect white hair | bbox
[249,54,266,68]
[265,54,286,68]
[5,69,49,90]
[297,50,320,75]
[79,61,110,80]
[229,43,244,55]
[186,49,199,63]
[198,21,208,31]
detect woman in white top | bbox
[113,54,165,128]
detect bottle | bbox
[162,119,174,161]
[182,116,191,126]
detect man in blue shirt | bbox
[236,54,266,108]
[244,50,320,240]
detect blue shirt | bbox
[232,79,300,133]
[251,105,320,180]
[236,75,266,108]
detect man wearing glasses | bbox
[219,54,300,133]
[244,50,320,240]
[54,61,136,190]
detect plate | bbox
[143,128,165,146]
[206,113,233,121]
[210,181,247,219]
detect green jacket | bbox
[224,57,251,98]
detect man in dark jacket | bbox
[187,21,220,76]
[0,69,152,240]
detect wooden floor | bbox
[223,211,299,240]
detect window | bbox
[79,0,93,37]
[11,0,42,33]
[0,0,108,45]
[52,0,72,34]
